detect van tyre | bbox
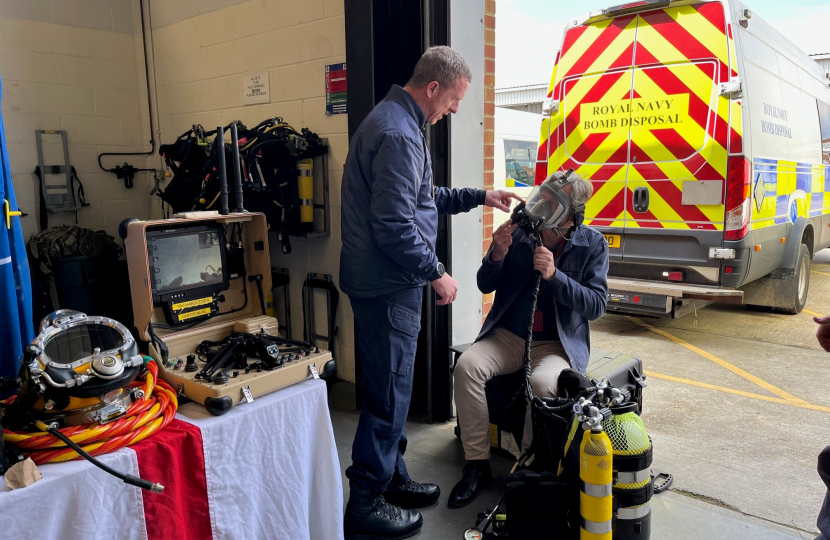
[781,243,810,315]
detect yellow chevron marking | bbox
[583,16,638,76]
[585,179,625,221]
[634,24,730,129]
[630,69,710,151]
[557,19,615,81]
[730,99,742,138]
[668,5,729,65]
[563,73,633,161]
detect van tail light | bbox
[724,156,751,241]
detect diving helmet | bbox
[9,310,145,428]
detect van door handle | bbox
[633,187,650,213]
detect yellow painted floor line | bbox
[646,371,830,413]
[812,270,830,277]
[804,308,825,318]
[628,316,810,405]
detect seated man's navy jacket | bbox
[340,85,484,298]
[476,225,609,373]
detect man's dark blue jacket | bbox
[477,225,609,373]
[341,85,484,298]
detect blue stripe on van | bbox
[797,172,812,192]
[755,158,777,164]
[761,171,777,192]
[775,195,789,224]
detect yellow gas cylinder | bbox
[296,158,314,230]
[579,424,613,540]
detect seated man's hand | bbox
[534,245,556,280]
[490,221,518,263]
[432,273,459,305]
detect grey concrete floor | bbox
[329,249,830,539]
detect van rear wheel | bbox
[780,244,810,314]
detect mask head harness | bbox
[510,169,584,238]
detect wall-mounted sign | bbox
[243,71,270,105]
[325,63,347,115]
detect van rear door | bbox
[540,14,639,261]
[539,1,735,285]
[625,3,730,263]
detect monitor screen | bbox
[148,225,227,296]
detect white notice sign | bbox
[243,71,270,105]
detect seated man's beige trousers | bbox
[454,327,571,461]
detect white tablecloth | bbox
[0,379,344,540]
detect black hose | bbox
[523,233,544,402]
[43,423,163,493]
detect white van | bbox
[537,0,830,316]
[494,108,540,230]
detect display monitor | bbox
[146,224,229,311]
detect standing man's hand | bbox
[485,190,524,212]
[431,273,459,305]
[490,220,518,262]
[533,245,556,280]
[815,315,830,352]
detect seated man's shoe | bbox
[447,460,491,509]
[344,486,423,540]
[383,478,441,509]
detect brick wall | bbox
[149,0,355,381]
[0,1,158,241]
[482,0,496,321]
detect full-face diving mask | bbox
[8,310,145,428]
[510,169,584,235]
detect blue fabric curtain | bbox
[0,73,34,381]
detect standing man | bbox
[340,46,520,540]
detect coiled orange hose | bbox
[2,359,178,464]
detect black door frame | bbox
[345,0,453,423]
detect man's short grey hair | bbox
[407,46,473,88]
[569,173,593,206]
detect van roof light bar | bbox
[606,0,670,16]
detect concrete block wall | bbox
[149,0,354,381]
[0,1,159,242]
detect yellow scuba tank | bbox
[296,158,314,231]
[577,401,613,540]
[603,401,653,539]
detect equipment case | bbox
[125,212,333,414]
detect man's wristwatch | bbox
[429,262,445,281]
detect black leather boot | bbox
[447,460,492,509]
[344,485,423,540]
[383,476,441,509]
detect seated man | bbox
[448,171,609,509]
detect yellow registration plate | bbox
[604,234,621,248]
